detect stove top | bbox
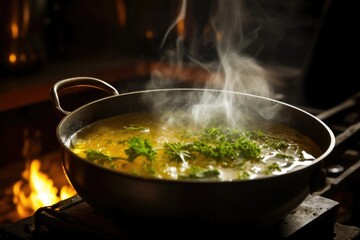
[309,92,360,200]
[1,77,359,240]
[1,194,341,240]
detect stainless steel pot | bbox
[50,77,335,227]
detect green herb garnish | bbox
[267,139,289,150]
[275,153,294,159]
[180,167,220,179]
[164,142,193,162]
[264,162,281,174]
[125,136,156,161]
[85,149,118,161]
[164,127,262,162]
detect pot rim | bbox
[56,88,336,184]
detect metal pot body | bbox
[52,77,335,227]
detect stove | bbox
[0,80,359,240]
[0,194,341,239]
[311,92,360,200]
[1,0,359,237]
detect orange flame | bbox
[13,159,76,218]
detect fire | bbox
[12,159,76,218]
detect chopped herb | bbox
[275,153,293,159]
[143,162,156,175]
[265,163,281,174]
[180,167,220,179]
[201,127,241,143]
[248,129,265,139]
[164,142,193,162]
[164,127,262,162]
[85,149,117,161]
[238,171,250,179]
[190,141,217,159]
[266,139,289,150]
[125,136,156,161]
[234,138,261,159]
[217,141,237,159]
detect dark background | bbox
[0,0,359,166]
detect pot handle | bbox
[50,76,119,117]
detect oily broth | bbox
[68,111,323,181]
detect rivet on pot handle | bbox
[50,76,119,117]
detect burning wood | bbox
[12,159,76,218]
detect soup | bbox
[67,111,322,181]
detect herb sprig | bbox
[165,127,262,162]
[125,136,157,162]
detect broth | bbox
[67,111,322,181]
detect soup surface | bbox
[68,111,322,181]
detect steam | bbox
[159,0,187,54]
[147,0,277,127]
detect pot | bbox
[50,77,335,227]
